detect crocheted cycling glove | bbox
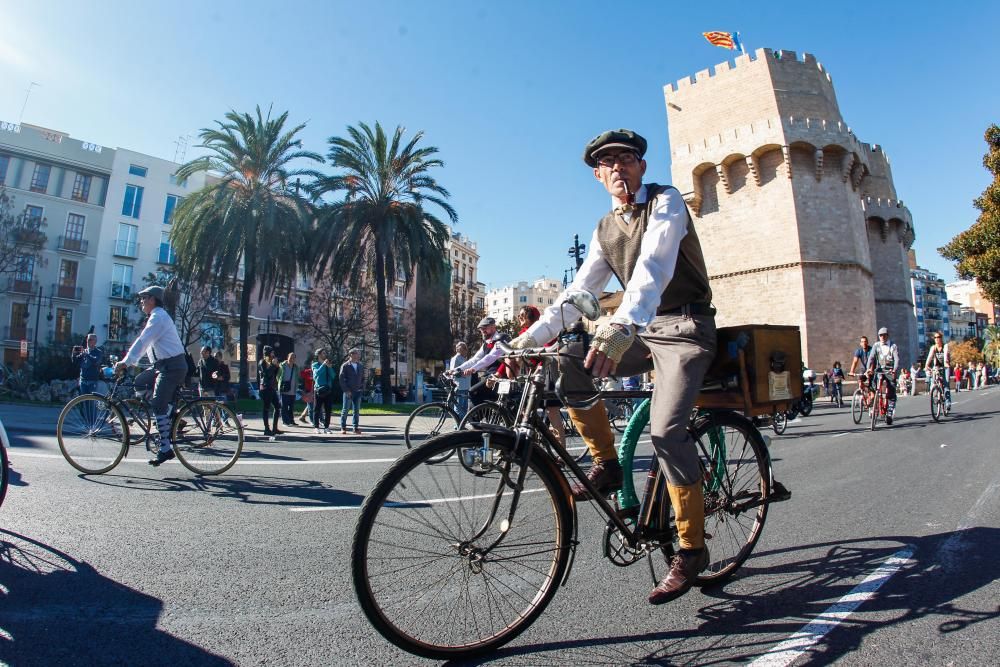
[591,324,635,363]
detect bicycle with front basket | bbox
[351,290,789,659]
[57,368,244,475]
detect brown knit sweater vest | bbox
[596,183,712,314]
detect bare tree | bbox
[141,269,217,349]
[449,295,486,346]
[304,271,378,369]
[0,186,48,281]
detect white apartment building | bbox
[0,121,114,365]
[486,277,563,323]
[93,148,210,346]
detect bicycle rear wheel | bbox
[404,402,461,463]
[459,401,514,430]
[609,401,635,433]
[692,411,772,585]
[172,400,244,475]
[57,395,128,474]
[352,430,573,659]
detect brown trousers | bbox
[559,313,716,486]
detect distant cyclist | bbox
[865,327,899,425]
[924,332,952,404]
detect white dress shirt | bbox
[527,184,689,344]
[123,307,186,366]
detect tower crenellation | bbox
[663,48,919,369]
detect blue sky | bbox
[2,0,997,291]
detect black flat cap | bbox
[583,129,647,167]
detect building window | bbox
[108,306,130,341]
[58,259,78,288]
[10,302,29,339]
[30,163,51,193]
[158,231,176,264]
[112,263,133,299]
[116,223,139,256]
[519,296,527,303]
[122,184,144,218]
[65,213,86,241]
[0,154,9,185]
[71,173,92,202]
[55,308,73,343]
[14,255,34,283]
[25,205,43,226]
[128,164,148,177]
[164,194,182,224]
[537,298,543,303]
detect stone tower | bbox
[664,48,917,369]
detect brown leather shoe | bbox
[648,547,709,605]
[570,460,623,500]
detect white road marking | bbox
[749,546,916,667]
[831,432,850,438]
[290,486,548,512]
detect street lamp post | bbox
[567,234,586,270]
[28,285,55,366]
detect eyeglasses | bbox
[596,152,639,168]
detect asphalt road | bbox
[1,389,998,666]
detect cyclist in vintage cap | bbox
[115,285,188,466]
[448,316,512,378]
[511,127,717,605]
[866,326,900,424]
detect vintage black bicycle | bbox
[56,369,244,475]
[351,290,788,659]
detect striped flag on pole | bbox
[703,31,743,53]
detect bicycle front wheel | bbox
[57,395,128,474]
[929,387,943,422]
[0,441,8,509]
[404,402,460,451]
[851,390,863,424]
[352,430,573,660]
[172,401,244,475]
[692,411,772,585]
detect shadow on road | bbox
[451,528,1000,666]
[75,472,367,508]
[0,529,234,666]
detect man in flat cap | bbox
[512,128,717,604]
[449,316,512,382]
[115,285,189,466]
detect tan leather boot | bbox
[567,404,621,500]
[648,482,708,604]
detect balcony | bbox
[293,308,311,323]
[51,283,83,301]
[57,236,89,254]
[110,282,134,300]
[270,307,290,321]
[13,227,46,245]
[3,325,32,341]
[113,240,140,259]
[5,278,38,295]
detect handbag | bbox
[316,385,332,399]
[280,380,291,393]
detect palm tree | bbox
[311,122,455,402]
[170,106,322,397]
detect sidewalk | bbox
[0,401,410,436]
